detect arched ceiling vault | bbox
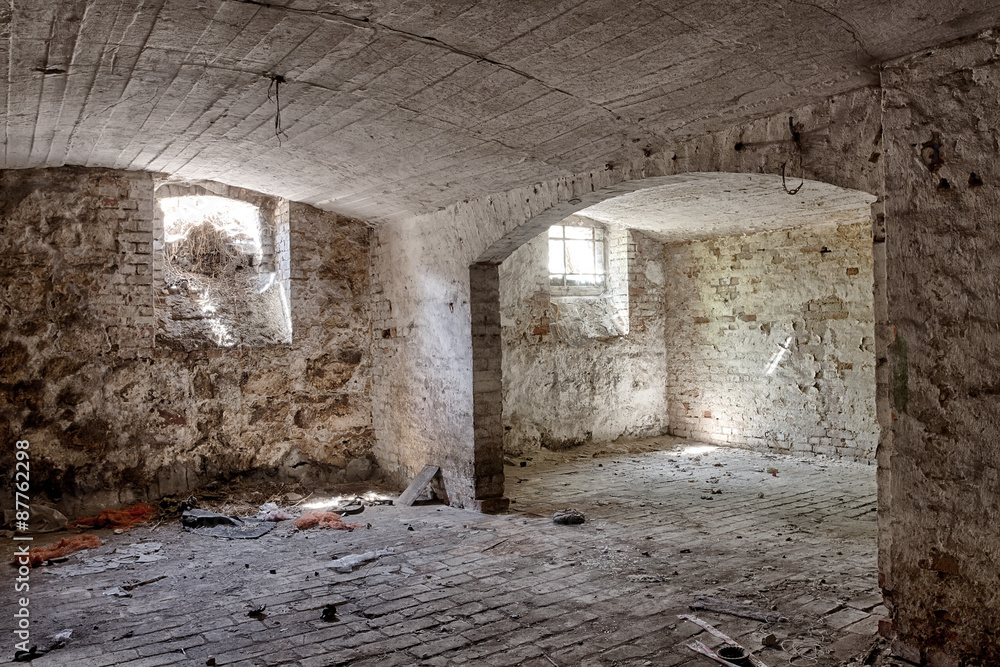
[2,0,998,223]
[576,172,876,243]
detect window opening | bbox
[155,192,291,348]
[548,224,606,290]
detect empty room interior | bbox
[2,1,1000,666]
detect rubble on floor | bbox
[7,436,882,666]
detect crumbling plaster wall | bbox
[664,221,878,461]
[499,227,667,455]
[0,167,375,516]
[878,32,1000,666]
[370,86,884,508]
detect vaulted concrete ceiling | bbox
[575,172,876,243]
[2,0,998,223]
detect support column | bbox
[469,263,509,513]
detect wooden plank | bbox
[397,465,440,506]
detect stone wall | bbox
[879,32,1000,666]
[664,221,878,460]
[499,226,667,455]
[0,167,375,516]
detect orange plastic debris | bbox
[294,511,361,531]
[15,535,103,568]
[69,503,156,531]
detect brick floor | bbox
[4,436,882,666]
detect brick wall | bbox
[499,226,667,454]
[0,167,374,516]
[664,221,878,461]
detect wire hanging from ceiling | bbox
[781,116,805,195]
[267,74,289,146]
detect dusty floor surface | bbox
[4,436,890,666]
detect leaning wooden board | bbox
[397,465,440,506]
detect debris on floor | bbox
[70,503,156,531]
[294,511,361,531]
[680,614,768,667]
[337,503,365,517]
[54,541,165,577]
[4,505,68,533]
[13,629,72,663]
[627,573,669,583]
[320,604,338,621]
[103,587,132,598]
[553,509,586,525]
[122,575,167,591]
[256,503,294,522]
[690,595,787,623]
[182,509,274,539]
[247,604,267,620]
[328,547,395,573]
[18,535,103,567]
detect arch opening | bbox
[470,172,882,506]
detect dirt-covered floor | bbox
[4,435,899,666]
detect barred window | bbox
[548,224,606,290]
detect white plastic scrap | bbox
[328,548,395,573]
[103,587,132,598]
[257,503,295,522]
[4,505,68,533]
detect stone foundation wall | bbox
[879,32,1000,666]
[499,227,667,455]
[664,221,878,461]
[0,168,374,516]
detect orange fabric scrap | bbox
[294,511,361,531]
[15,535,103,568]
[69,503,156,531]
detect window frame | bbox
[547,223,608,297]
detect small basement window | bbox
[548,224,606,295]
[154,187,291,349]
